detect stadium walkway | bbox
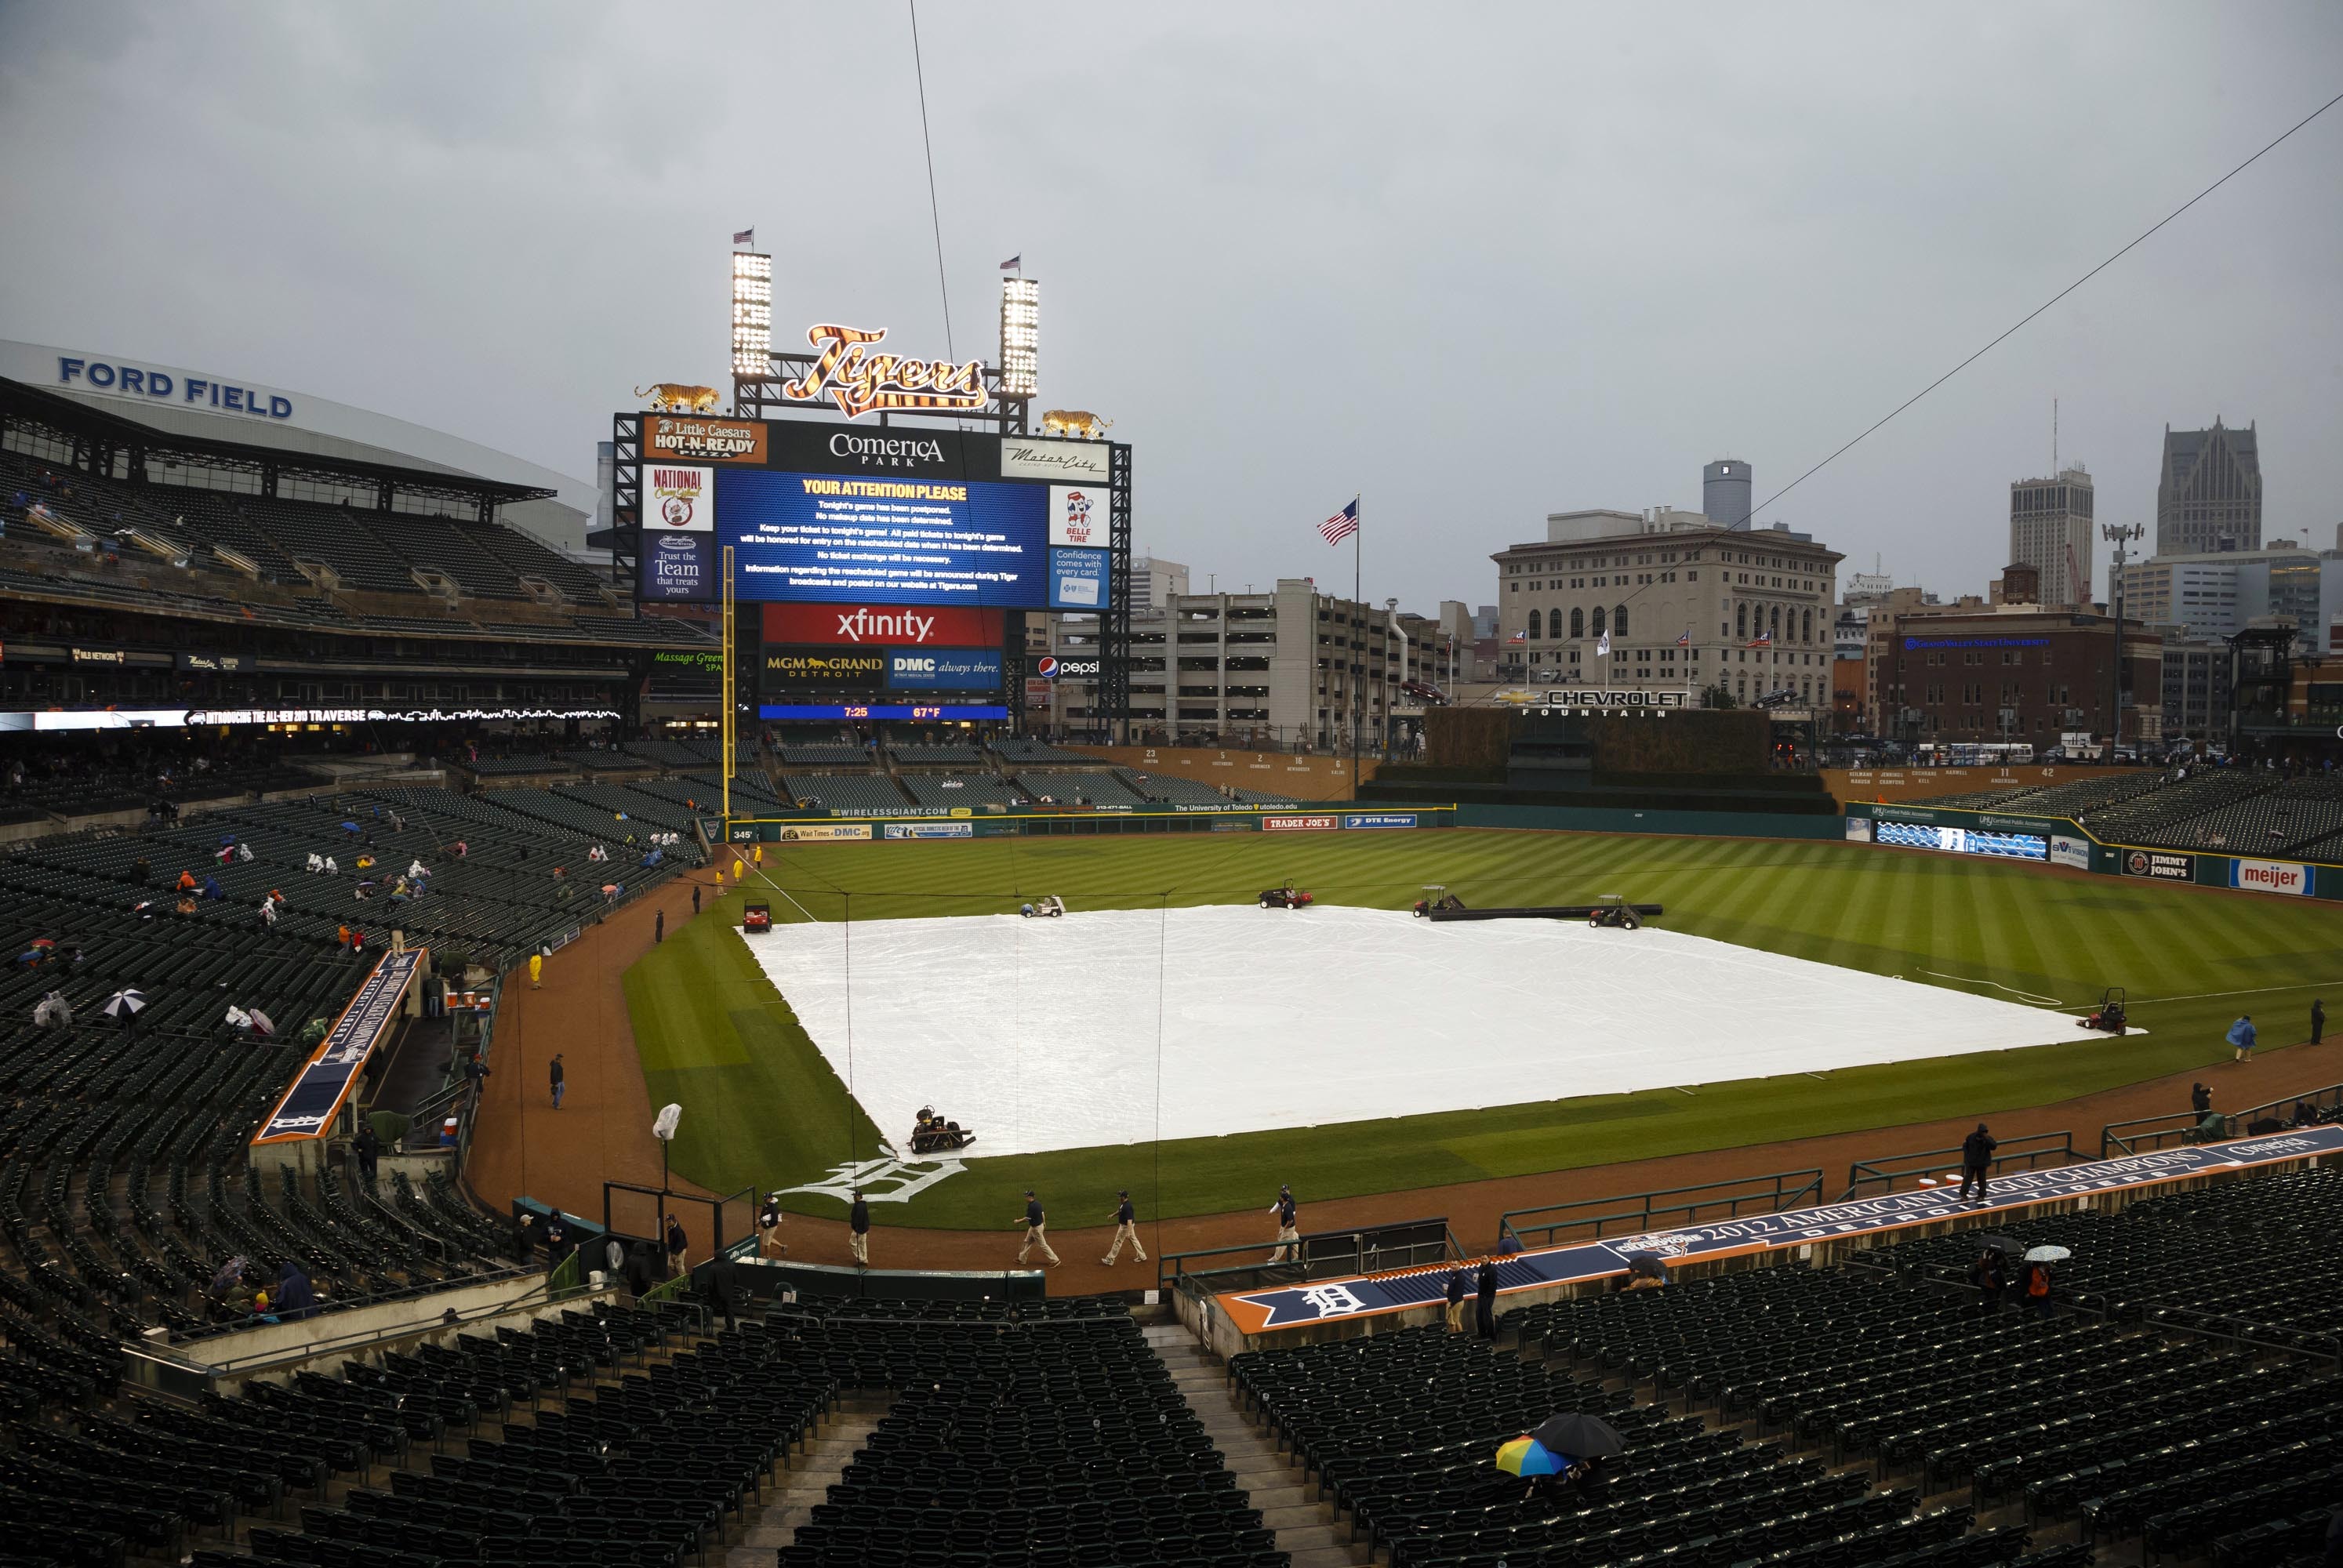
[468,850,2343,1298]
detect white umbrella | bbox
[101,989,148,1018]
[247,1007,276,1036]
[2023,1245,2071,1262]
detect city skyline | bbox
[2,3,2338,614]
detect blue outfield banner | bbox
[1213,1125,2343,1334]
[881,821,975,838]
[252,947,425,1143]
[1343,812,1419,830]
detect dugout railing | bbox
[2100,1079,2343,1157]
[1842,1130,2081,1200]
[1157,1217,1458,1301]
[1499,1168,1823,1250]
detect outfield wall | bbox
[1842,799,2343,901]
[1455,804,1844,840]
[718,807,1453,843]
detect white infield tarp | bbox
[745,905,2106,1157]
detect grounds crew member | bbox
[758,1192,786,1258]
[848,1188,870,1268]
[1017,1189,1060,1266]
[2229,1014,2258,1062]
[1960,1123,1997,1202]
[1266,1185,1300,1264]
[549,1053,564,1109]
[1102,1189,1146,1265]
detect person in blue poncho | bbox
[2227,1014,2257,1063]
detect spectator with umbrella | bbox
[102,988,146,1031]
[2021,1245,2068,1318]
[1496,1413,1625,1499]
[1621,1251,1668,1291]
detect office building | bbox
[2156,419,2261,555]
[1492,510,1841,709]
[1124,554,1190,610]
[2159,636,2232,739]
[1046,579,1409,747]
[2007,465,2094,606]
[1703,459,1753,532]
[1871,606,2160,744]
[2120,543,2343,654]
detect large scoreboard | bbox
[623,412,1126,722]
[634,416,1113,611]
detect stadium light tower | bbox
[998,276,1038,401]
[731,252,772,378]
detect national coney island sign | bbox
[778,323,986,418]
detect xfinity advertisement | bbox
[715,467,1048,606]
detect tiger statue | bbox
[1040,409,1113,440]
[636,383,721,414]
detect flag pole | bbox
[1352,494,1362,797]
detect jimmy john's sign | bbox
[780,324,986,419]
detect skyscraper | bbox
[1703,459,1753,531]
[2156,419,2261,555]
[2007,465,2095,607]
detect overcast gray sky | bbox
[3,2,2339,610]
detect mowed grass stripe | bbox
[635,829,2343,1227]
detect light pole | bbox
[2102,523,2145,750]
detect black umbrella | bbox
[1530,1413,1626,1460]
[1622,1250,1668,1280]
[101,988,148,1018]
[1975,1234,2024,1255]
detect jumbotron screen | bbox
[634,415,1113,610]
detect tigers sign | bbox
[779,324,987,419]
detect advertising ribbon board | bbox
[251,948,424,1144]
[1212,1126,2343,1334]
[776,823,874,842]
[881,821,975,839]
[1343,813,1419,830]
[1262,815,1342,833]
[2049,835,2092,871]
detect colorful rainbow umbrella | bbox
[1494,1436,1570,1477]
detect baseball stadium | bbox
[8,58,2343,1568]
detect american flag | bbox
[1509,630,1527,642]
[1747,630,1772,647]
[1676,630,1690,647]
[732,228,755,246]
[1000,255,1022,271]
[1320,499,1360,546]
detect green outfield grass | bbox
[627,829,2343,1230]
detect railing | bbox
[1156,1216,1454,1301]
[1500,1169,1824,1250]
[2100,1080,2343,1157]
[1843,1131,2080,1200]
[185,1269,606,1378]
[2144,1303,2342,1374]
[172,1261,547,1348]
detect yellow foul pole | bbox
[721,543,736,838]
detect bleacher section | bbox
[2074,771,2280,846]
[1926,772,2175,816]
[777,743,874,767]
[887,743,986,765]
[1015,771,1150,808]
[989,738,1095,764]
[898,773,1024,810]
[1920,768,2343,858]
[776,773,912,814]
[1118,771,1231,807]
[778,1296,1282,1568]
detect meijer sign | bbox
[2230,858,2308,896]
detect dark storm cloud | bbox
[2,2,2338,605]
